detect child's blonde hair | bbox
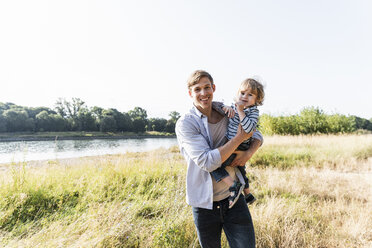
[238,78,265,106]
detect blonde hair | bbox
[238,78,265,106]
[187,70,214,90]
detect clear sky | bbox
[1,0,371,119]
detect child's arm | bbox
[235,104,259,134]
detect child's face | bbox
[238,87,257,107]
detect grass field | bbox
[0,134,371,247]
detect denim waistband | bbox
[213,197,229,204]
[213,197,230,209]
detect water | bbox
[0,138,178,164]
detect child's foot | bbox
[228,181,244,208]
[245,193,256,205]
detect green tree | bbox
[299,107,327,134]
[0,102,15,112]
[148,118,167,131]
[102,108,132,132]
[26,107,56,119]
[50,114,67,131]
[55,98,90,131]
[100,115,117,132]
[128,107,148,120]
[163,111,180,133]
[131,118,146,132]
[91,106,104,120]
[0,114,6,132]
[3,109,35,132]
[77,109,97,131]
[168,111,181,122]
[0,102,10,113]
[35,111,53,131]
[116,112,132,132]
[128,107,148,133]
[352,116,372,131]
[326,114,356,133]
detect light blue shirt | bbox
[176,104,263,209]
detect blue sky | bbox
[0,0,371,119]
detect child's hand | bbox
[235,101,245,112]
[222,105,235,118]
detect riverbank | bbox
[0,135,178,165]
[1,135,371,247]
[0,131,175,142]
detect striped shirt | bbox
[226,104,259,145]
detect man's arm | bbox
[176,117,222,172]
[230,137,261,167]
[218,124,253,163]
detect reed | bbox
[0,135,371,247]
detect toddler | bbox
[212,78,264,208]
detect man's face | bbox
[188,77,215,112]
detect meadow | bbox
[0,134,371,247]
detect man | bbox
[176,70,263,248]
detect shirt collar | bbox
[191,102,222,119]
[192,105,204,118]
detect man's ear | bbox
[212,83,216,92]
[188,90,192,97]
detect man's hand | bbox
[235,124,253,143]
[230,138,262,167]
[229,150,250,167]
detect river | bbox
[0,137,178,164]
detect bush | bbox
[259,107,357,135]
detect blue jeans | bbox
[192,195,255,248]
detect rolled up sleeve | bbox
[176,117,222,172]
[252,130,264,146]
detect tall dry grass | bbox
[0,134,371,247]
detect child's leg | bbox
[236,142,256,204]
[237,164,256,204]
[210,167,233,186]
[237,165,250,195]
[210,153,237,187]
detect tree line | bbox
[0,98,180,133]
[1,100,371,135]
[258,107,372,135]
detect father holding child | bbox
[176,70,263,248]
